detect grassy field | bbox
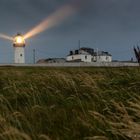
[0,67,140,140]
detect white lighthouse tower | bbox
[13,33,25,64]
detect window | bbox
[106,56,108,60]
[85,56,87,60]
[20,54,23,57]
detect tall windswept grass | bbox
[0,67,140,140]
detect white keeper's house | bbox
[66,47,112,62]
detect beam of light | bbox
[0,33,13,41]
[24,4,77,39]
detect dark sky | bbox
[0,0,140,63]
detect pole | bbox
[33,49,35,64]
[79,40,81,49]
[97,48,98,62]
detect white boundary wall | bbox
[0,62,139,67]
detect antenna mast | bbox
[79,40,81,49]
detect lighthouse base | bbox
[14,47,25,64]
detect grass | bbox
[0,67,140,140]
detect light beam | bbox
[24,4,76,39]
[0,33,13,41]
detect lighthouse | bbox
[13,33,25,63]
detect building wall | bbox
[66,55,80,61]
[81,55,92,62]
[66,54,92,62]
[96,55,112,62]
[67,54,112,62]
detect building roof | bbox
[97,51,112,56]
[37,58,66,63]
